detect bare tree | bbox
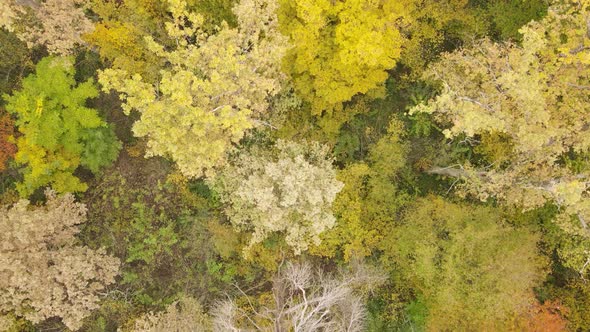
[212,261,385,332]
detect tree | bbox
[83,0,171,83]
[3,56,120,197]
[410,0,590,272]
[0,28,33,99]
[485,0,549,41]
[0,111,16,172]
[0,0,19,32]
[0,189,120,331]
[99,0,288,178]
[278,0,406,113]
[548,275,590,331]
[381,197,547,330]
[310,119,409,261]
[188,0,238,29]
[211,261,385,331]
[399,0,487,77]
[209,140,343,255]
[5,0,93,55]
[130,296,211,332]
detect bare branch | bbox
[211,261,384,332]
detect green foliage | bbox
[82,170,193,306]
[81,126,121,173]
[547,276,590,331]
[125,202,181,264]
[188,0,238,28]
[404,82,440,138]
[79,299,136,332]
[79,158,239,319]
[0,28,31,100]
[311,119,410,260]
[3,56,120,196]
[486,0,549,41]
[404,299,428,329]
[380,197,548,330]
[2,0,589,330]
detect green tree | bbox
[278,0,406,113]
[4,56,120,196]
[310,119,409,261]
[411,0,590,272]
[485,0,549,41]
[381,197,547,330]
[82,170,190,306]
[0,28,32,99]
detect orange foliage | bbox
[0,110,16,172]
[517,300,568,332]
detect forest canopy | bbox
[1,0,588,331]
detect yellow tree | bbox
[411,0,590,272]
[400,0,486,77]
[278,0,407,114]
[84,0,239,83]
[99,0,288,178]
[83,0,171,83]
[310,119,408,261]
[381,197,546,330]
[130,297,211,332]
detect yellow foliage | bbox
[99,0,287,178]
[411,0,590,271]
[400,0,485,77]
[85,21,161,82]
[279,0,406,113]
[130,297,211,332]
[0,0,18,32]
[311,119,407,260]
